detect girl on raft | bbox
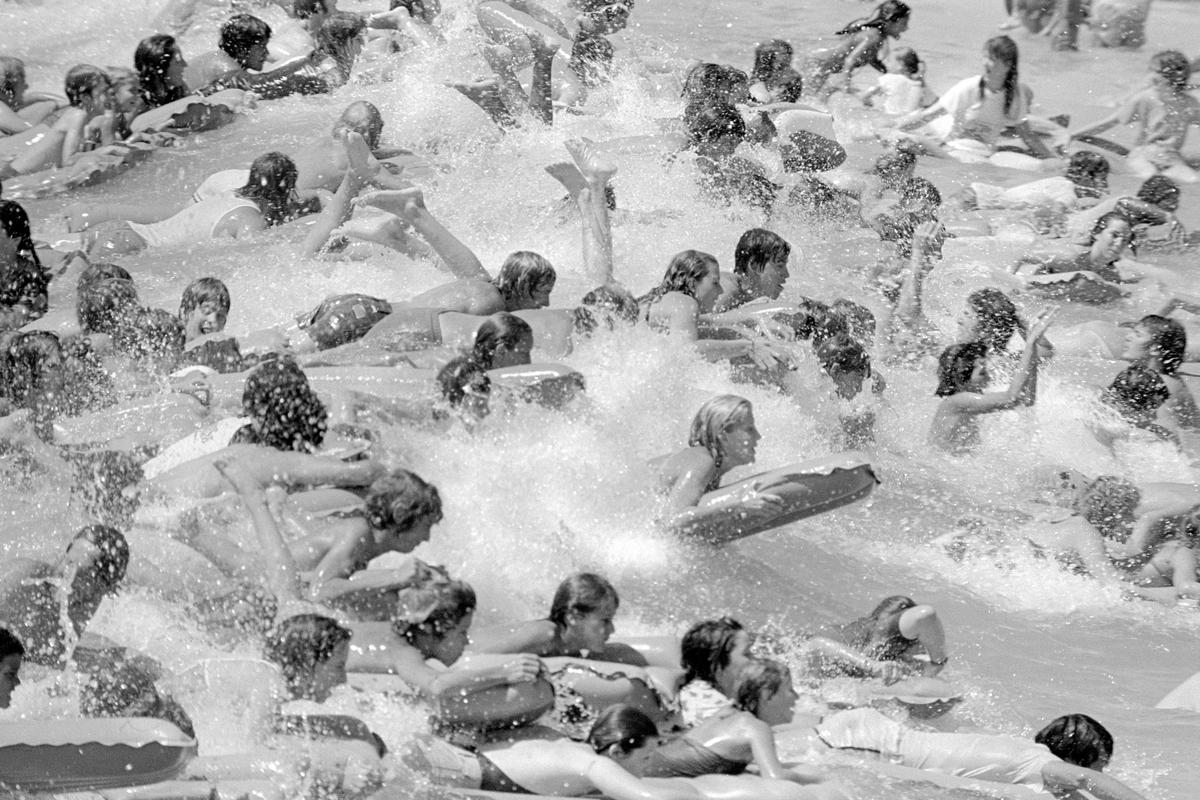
[1013,211,1139,288]
[803,1,911,99]
[798,596,948,681]
[891,35,1059,166]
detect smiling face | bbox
[183,300,228,342]
[0,655,22,709]
[757,254,790,300]
[719,410,762,469]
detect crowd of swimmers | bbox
[1,0,1199,797]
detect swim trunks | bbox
[296,293,394,350]
[641,735,747,778]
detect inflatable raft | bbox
[0,718,196,793]
[129,90,250,135]
[2,143,156,200]
[299,363,586,409]
[678,453,878,544]
[1018,269,1127,305]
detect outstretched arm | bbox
[1041,762,1148,800]
[956,308,1057,415]
[213,459,302,603]
[355,188,489,280]
[302,131,376,257]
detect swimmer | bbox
[959,150,1110,214]
[815,334,880,448]
[709,228,792,315]
[1064,175,1188,250]
[749,40,803,104]
[805,1,911,99]
[859,47,935,116]
[928,307,1056,453]
[1116,315,1198,429]
[676,618,757,726]
[0,628,23,708]
[1091,364,1177,448]
[800,596,948,682]
[185,13,273,90]
[134,34,190,109]
[0,57,61,134]
[52,65,120,170]
[0,200,49,328]
[1014,211,1137,285]
[685,104,777,212]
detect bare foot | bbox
[447,77,518,128]
[211,458,262,496]
[343,130,379,183]
[335,212,416,250]
[565,137,617,188]
[545,161,586,197]
[356,187,426,221]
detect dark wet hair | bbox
[1035,714,1114,768]
[1150,50,1191,91]
[335,100,384,150]
[134,34,186,108]
[234,357,327,452]
[981,35,1020,115]
[391,579,477,644]
[364,470,443,533]
[493,252,556,311]
[780,131,847,173]
[836,0,910,36]
[1136,314,1186,376]
[1076,475,1140,537]
[894,47,923,78]
[179,277,231,321]
[935,341,988,396]
[317,12,367,55]
[78,278,139,335]
[841,595,918,660]
[113,307,185,365]
[236,152,299,227]
[572,285,639,335]
[872,149,916,186]
[734,229,790,277]
[817,334,870,376]
[293,0,330,19]
[1065,151,1110,194]
[796,297,847,344]
[638,250,719,307]
[471,313,534,370]
[1135,175,1180,208]
[0,628,24,660]
[1088,211,1132,248]
[830,298,876,342]
[5,330,63,417]
[549,573,619,631]
[899,176,941,211]
[219,14,272,64]
[751,39,793,85]
[681,617,745,684]
[732,658,789,717]
[72,524,130,590]
[1103,364,1169,419]
[586,704,658,754]
[435,355,491,409]
[0,200,42,273]
[64,64,111,107]
[685,102,746,150]
[264,614,352,699]
[965,288,1021,353]
[681,63,732,104]
[77,262,132,292]
[0,57,26,107]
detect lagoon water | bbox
[3,0,1200,797]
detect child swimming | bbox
[860,47,935,116]
[805,1,911,99]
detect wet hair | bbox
[572,285,639,335]
[264,614,351,699]
[470,313,534,370]
[734,228,790,277]
[898,176,941,212]
[0,57,26,107]
[688,394,753,468]
[894,47,923,78]
[830,298,876,342]
[836,0,911,36]
[1065,151,1110,193]
[317,12,367,57]
[872,149,916,186]
[1135,175,1180,208]
[751,39,793,85]
[72,525,130,590]
[781,130,847,173]
[935,341,988,396]
[5,330,62,404]
[0,628,24,660]
[1150,50,1191,92]
[965,288,1021,353]
[364,470,443,533]
[79,654,194,738]
[638,250,720,307]
[771,68,804,103]
[334,101,384,150]
[78,278,139,335]
[549,573,619,632]
[77,262,132,292]
[179,277,231,323]
[293,0,330,19]
[113,307,185,365]
[493,251,556,311]
[219,14,272,64]
[236,152,299,227]
[840,595,918,659]
[681,63,729,104]
[732,658,789,717]
[435,355,491,409]
[64,64,110,107]
[586,704,658,754]
[1035,714,1114,768]
[1076,475,1140,537]
[391,579,477,643]
[981,35,1020,115]
[1135,314,1186,376]
[1088,211,1132,246]
[134,35,187,108]
[796,297,847,344]
[0,200,42,273]
[680,616,746,684]
[817,334,870,377]
[234,357,327,452]
[1103,364,1169,419]
[685,102,746,150]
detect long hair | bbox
[134,34,186,108]
[586,705,658,754]
[548,573,619,632]
[680,617,745,684]
[0,200,42,273]
[965,288,1022,353]
[751,40,793,84]
[236,152,299,227]
[263,614,351,699]
[981,35,1019,114]
[1136,314,1185,377]
[234,357,327,452]
[935,342,988,396]
[638,250,718,307]
[470,313,533,370]
[836,0,910,36]
[492,251,556,311]
[688,394,752,471]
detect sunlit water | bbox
[4,0,1200,797]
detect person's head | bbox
[293,0,331,28]
[1149,50,1191,92]
[898,176,941,218]
[264,614,352,701]
[959,288,1020,352]
[77,262,132,292]
[112,307,186,369]
[237,152,299,227]
[586,705,662,775]
[364,469,443,550]
[317,12,367,65]
[641,250,723,313]
[797,296,847,345]
[178,277,231,342]
[817,334,871,399]
[135,34,187,107]
[837,0,910,38]
[0,629,24,709]
[685,101,746,161]
[1064,151,1110,197]
[64,525,130,615]
[435,355,491,419]
[1035,714,1114,770]
[845,595,919,657]
[77,277,139,335]
[0,200,38,268]
[494,251,556,311]
[680,617,753,691]
[0,57,28,108]
[64,64,112,115]
[982,35,1019,113]
[689,394,759,470]
[780,130,847,174]
[935,341,989,396]
[391,0,440,23]
[1102,364,1169,425]
[580,0,632,35]
[1122,314,1185,376]
[334,100,384,150]
[733,658,799,725]
[871,149,917,190]
[751,39,793,84]
[549,573,619,653]
[1087,211,1133,265]
[831,298,876,344]
[471,313,534,370]
[5,330,65,412]
[572,285,639,335]
[104,67,145,121]
[1135,175,1180,212]
[733,228,791,300]
[892,46,923,78]
[237,357,327,452]
[1075,475,1140,540]
[391,579,477,665]
[681,63,727,104]
[219,14,272,71]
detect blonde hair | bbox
[688,394,752,466]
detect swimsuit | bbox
[128,196,260,248]
[296,293,394,350]
[641,736,747,778]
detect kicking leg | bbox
[448,77,519,128]
[546,137,617,286]
[356,187,488,279]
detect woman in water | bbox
[804,1,911,99]
[0,57,61,134]
[799,595,948,681]
[1014,211,1137,288]
[749,40,803,104]
[676,617,757,726]
[1119,314,1199,429]
[134,34,190,109]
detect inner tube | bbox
[300,363,586,409]
[274,713,384,754]
[1,144,156,200]
[130,90,248,134]
[1019,270,1127,305]
[0,718,196,793]
[685,453,878,544]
